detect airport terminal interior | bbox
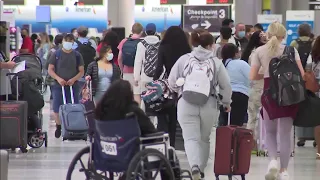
[1,0,320,180]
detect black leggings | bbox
[157,105,177,147]
[221,92,249,126]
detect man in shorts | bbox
[48,34,84,138]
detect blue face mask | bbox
[63,42,73,51]
[238,31,246,38]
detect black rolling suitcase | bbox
[0,73,28,152]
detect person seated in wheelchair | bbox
[92,79,175,179]
[94,79,157,136]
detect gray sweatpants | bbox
[177,96,218,171]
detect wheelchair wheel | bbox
[66,146,109,180]
[126,148,175,180]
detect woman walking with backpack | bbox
[168,32,232,180]
[250,22,305,180]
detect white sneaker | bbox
[265,160,279,180]
[278,171,290,180]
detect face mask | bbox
[231,27,236,34]
[63,42,73,51]
[106,53,114,61]
[238,31,246,38]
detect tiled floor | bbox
[6,93,320,180]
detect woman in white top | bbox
[250,22,304,180]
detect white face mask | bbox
[231,27,236,34]
[106,53,114,61]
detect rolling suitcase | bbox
[214,112,254,180]
[0,150,9,180]
[60,86,88,141]
[81,81,95,136]
[0,73,28,153]
[296,127,317,147]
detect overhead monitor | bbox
[2,0,25,5]
[39,0,64,5]
[78,0,104,5]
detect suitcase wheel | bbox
[297,140,305,147]
[28,133,45,148]
[313,141,317,148]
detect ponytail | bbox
[266,36,280,57]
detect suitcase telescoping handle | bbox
[227,111,231,126]
[6,73,18,101]
[61,86,75,105]
[87,80,93,101]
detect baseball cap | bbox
[145,23,157,32]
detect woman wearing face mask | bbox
[85,45,121,103]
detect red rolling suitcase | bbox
[80,80,95,135]
[214,112,254,180]
[0,73,28,153]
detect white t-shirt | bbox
[0,53,12,95]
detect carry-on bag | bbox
[296,127,316,147]
[60,86,88,141]
[214,112,254,180]
[0,73,28,152]
[257,111,295,157]
[0,150,9,180]
[81,81,95,136]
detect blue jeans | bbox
[51,82,80,113]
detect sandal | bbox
[316,153,320,160]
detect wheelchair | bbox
[66,112,192,180]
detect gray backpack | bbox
[141,40,160,77]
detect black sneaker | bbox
[55,125,61,138]
[200,172,205,179]
[191,165,201,180]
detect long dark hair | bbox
[160,26,191,70]
[312,36,320,63]
[96,45,112,62]
[94,79,134,120]
[241,31,264,62]
[102,31,119,58]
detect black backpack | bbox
[75,40,96,72]
[268,46,305,106]
[296,38,313,68]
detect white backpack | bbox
[182,56,216,105]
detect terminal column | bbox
[234,0,262,25]
[107,0,135,36]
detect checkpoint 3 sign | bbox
[183,5,231,33]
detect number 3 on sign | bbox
[101,141,117,156]
[219,9,225,19]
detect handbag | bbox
[304,70,319,93]
[294,90,320,127]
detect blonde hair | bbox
[266,22,287,56]
[39,32,53,48]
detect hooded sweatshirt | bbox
[168,46,232,106]
[134,35,161,83]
